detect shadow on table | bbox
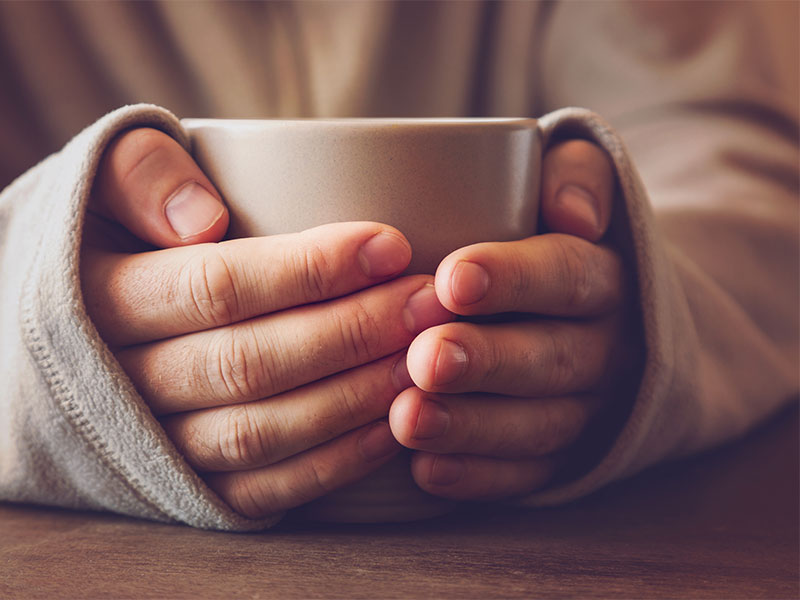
[283,400,798,539]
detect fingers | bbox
[206,420,402,519]
[82,221,413,346]
[433,233,623,317]
[90,128,229,247]
[390,387,594,459]
[394,139,618,504]
[162,353,411,471]
[405,317,619,396]
[540,139,615,242]
[119,276,451,414]
[410,452,557,501]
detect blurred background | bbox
[0,0,797,191]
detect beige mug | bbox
[182,118,542,522]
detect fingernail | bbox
[413,400,450,440]
[434,339,468,386]
[403,284,453,334]
[359,421,400,462]
[165,181,225,239]
[556,184,601,233]
[391,355,414,391]
[451,261,489,305]
[428,455,464,486]
[358,232,411,278]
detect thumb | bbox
[90,127,229,248]
[540,139,615,243]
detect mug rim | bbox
[181,117,537,131]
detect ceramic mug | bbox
[181,118,542,522]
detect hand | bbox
[81,128,453,518]
[389,140,643,500]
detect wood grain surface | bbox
[1,404,797,599]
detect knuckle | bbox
[542,326,576,395]
[467,319,516,390]
[459,404,516,458]
[298,455,337,499]
[214,405,275,469]
[483,336,511,389]
[115,128,173,183]
[235,455,339,515]
[319,378,369,433]
[205,326,275,403]
[225,475,278,519]
[460,409,493,454]
[506,253,533,309]
[295,242,334,301]
[554,236,593,311]
[181,247,240,328]
[334,300,382,362]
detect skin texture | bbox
[81,128,637,518]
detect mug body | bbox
[181,118,541,522]
[182,118,541,274]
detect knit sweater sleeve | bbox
[0,104,274,531]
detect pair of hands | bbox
[81,127,637,519]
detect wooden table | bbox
[2,404,797,599]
